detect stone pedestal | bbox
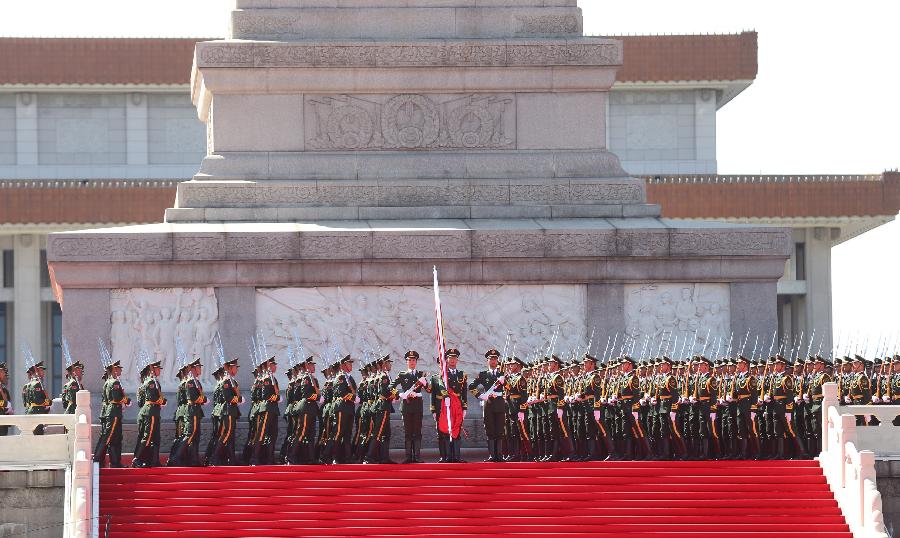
[48,1,790,404]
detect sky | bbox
[2,0,898,352]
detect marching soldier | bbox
[804,355,832,456]
[430,348,467,463]
[469,349,507,463]
[581,354,611,461]
[168,361,191,466]
[392,351,428,463]
[353,362,373,463]
[503,356,530,462]
[61,358,84,415]
[650,356,678,460]
[280,360,302,464]
[93,359,130,467]
[205,363,226,466]
[23,356,51,435]
[0,362,11,436]
[171,358,208,467]
[613,356,646,461]
[288,356,319,464]
[685,356,716,461]
[211,358,241,466]
[132,358,165,468]
[316,362,337,464]
[251,356,280,465]
[332,355,357,464]
[847,355,871,428]
[761,355,794,459]
[367,355,398,463]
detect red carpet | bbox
[99,460,850,537]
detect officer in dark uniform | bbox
[168,359,191,466]
[133,358,165,468]
[211,358,242,466]
[469,349,507,463]
[726,355,757,459]
[206,362,226,465]
[430,348,467,463]
[93,359,130,467]
[332,355,357,464]
[0,362,11,436]
[392,350,428,463]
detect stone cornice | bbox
[194,38,623,69]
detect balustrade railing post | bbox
[71,390,92,538]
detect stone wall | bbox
[0,469,64,538]
[875,460,900,536]
[0,94,15,166]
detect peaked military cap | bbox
[0,362,7,372]
[224,357,240,367]
[445,348,460,358]
[340,354,353,364]
[583,353,597,363]
[484,349,501,358]
[404,350,420,360]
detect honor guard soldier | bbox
[0,363,11,436]
[210,357,241,466]
[332,355,358,464]
[723,355,757,459]
[503,356,530,462]
[889,356,900,425]
[368,355,398,464]
[206,361,226,465]
[804,355,832,456]
[288,356,319,464]
[61,359,84,415]
[171,358,208,466]
[353,361,373,463]
[132,355,165,468]
[650,356,678,460]
[251,356,280,465]
[242,360,265,465]
[392,351,428,463]
[93,354,130,468]
[847,355,872,426]
[23,348,51,435]
[761,354,794,459]
[280,359,302,464]
[543,355,573,461]
[316,362,337,463]
[469,349,507,462]
[430,348,468,463]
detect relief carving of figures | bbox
[256,285,585,383]
[110,288,219,392]
[624,284,730,357]
[306,93,514,151]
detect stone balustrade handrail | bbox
[820,382,891,538]
[644,174,890,184]
[0,179,180,189]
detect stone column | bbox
[12,234,41,405]
[729,282,778,352]
[805,227,834,353]
[215,287,257,388]
[60,289,111,395]
[15,93,38,167]
[126,93,149,166]
[695,89,717,174]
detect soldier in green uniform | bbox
[0,362,11,436]
[804,355,832,456]
[93,357,130,467]
[331,355,357,464]
[761,355,793,459]
[288,356,320,464]
[353,362,373,463]
[847,355,872,428]
[280,358,302,464]
[210,357,241,466]
[429,348,467,463]
[23,352,51,435]
[724,355,757,459]
[367,355,398,463]
[205,361,226,465]
[316,362,336,464]
[132,356,165,468]
[685,356,716,460]
[503,356,530,462]
[251,356,280,465]
[171,358,208,467]
[242,360,264,465]
[469,349,507,463]
[60,358,84,415]
[167,357,192,467]
[650,356,678,460]
[392,351,428,463]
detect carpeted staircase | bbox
[99,460,851,537]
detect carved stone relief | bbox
[306,94,514,151]
[110,288,219,392]
[514,15,581,35]
[624,283,730,359]
[256,285,586,380]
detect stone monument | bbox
[48,0,790,396]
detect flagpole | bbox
[433,266,452,438]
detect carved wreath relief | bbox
[110,288,220,392]
[257,285,586,380]
[624,283,730,358]
[307,94,514,151]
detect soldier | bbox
[725,355,757,459]
[503,356,530,462]
[332,355,357,464]
[93,359,130,467]
[205,362,226,466]
[171,358,208,467]
[650,356,678,460]
[613,356,645,461]
[367,355,398,463]
[889,356,900,425]
[280,360,302,464]
[581,354,612,461]
[61,358,84,415]
[543,355,573,461]
[316,362,336,464]
[210,358,242,466]
[469,349,507,463]
[392,350,428,463]
[430,348,467,463]
[353,361,373,463]
[0,362,11,436]
[23,356,51,435]
[804,355,832,456]
[168,360,191,467]
[847,355,871,427]
[761,355,794,460]
[251,356,280,465]
[132,358,165,468]
[288,356,320,464]
[685,356,716,461]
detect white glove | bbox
[803,394,810,402]
[125,400,133,408]
[239,396,245,404]
[710,412,717,422]
[497,376,505,384]
[650,397,657,406]
[764,394,772,403]
[478,392,490,401]
[463,411,467,420]
[751,412,756,420]
[418,377,428,386]
[556,408,564,419]
[717,398,725,405]
[689,396,697,404]
[843,396,851,404]
[527,396,535,403]
[517,412,525,422]
[7,407,12,414]
[643,393,651,400]
[725,395,733,403]
[317,396,324,404]
[608,397,617,405]
[794,396,801,404]
[161,401,168,408]
[872,396,881,404]
[593,410,602,421]
[669,411,676,422]
[640,399,648,406]
[354,396,361,404]
[631,411,639,421]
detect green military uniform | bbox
[430,349,467,463]
[650,358,678,460]
[132,361,165,468]
[391,351,427,463]
[211,359,242,466]
[503,356,530,462]
[60,362,84,415]
[316,366,336,463]
[287,357,319,464]
[93,362,130,468]
[0,363,10,437]
[468,349,507,463]
[367,356,398,464]
[331,356,357,464]
[251,358,279,466]
[23,360,51,436]
[804,356,832,456]
[171,358,207,467]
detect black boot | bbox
[438,438,449,463]
[109,445,124,468]
[774,438,785,460]
[413,439,424,463]
[403,439,413,464]
[737,437,748,460]
[622,437,633,461]
[452,439,465,462]
[657,437,670,461]
[381,441,396,464]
